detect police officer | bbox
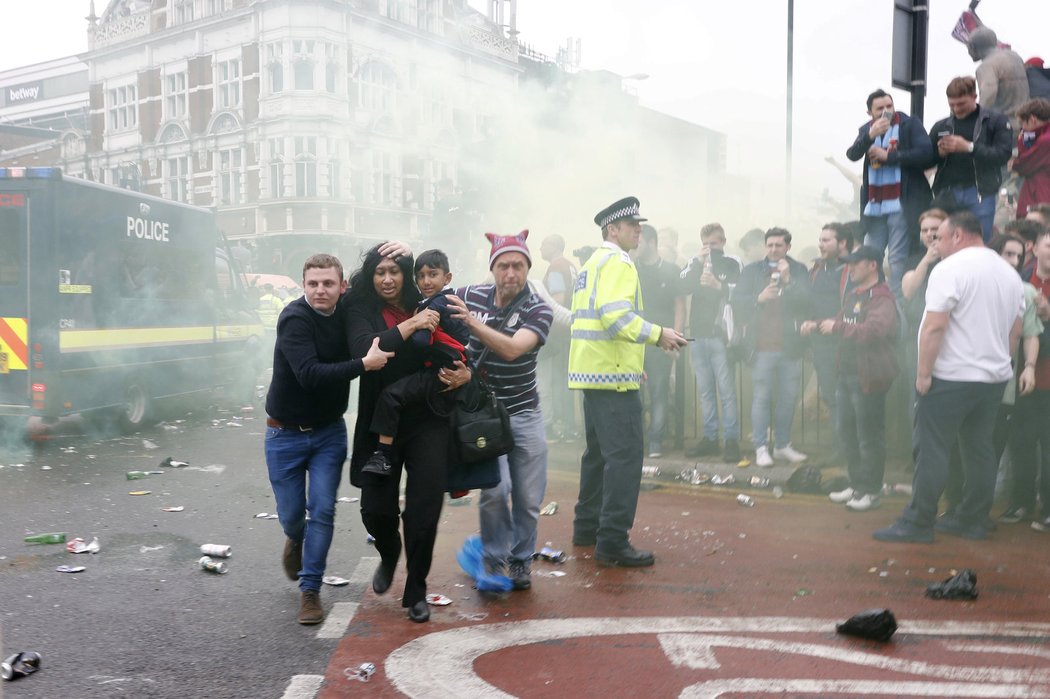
[568,197,689,566]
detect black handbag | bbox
[449,291,529,466]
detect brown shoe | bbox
[298,589,324,625]
[282,538,302,581]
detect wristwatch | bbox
[968,142,975,153]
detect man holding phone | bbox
[846,89,933,297]
[928,76,1014,241]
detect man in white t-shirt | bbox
[874,211,1024,543]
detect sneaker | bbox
[361,449,392,476]
[686,437,720,458]
[998,505,1031,524]
[828,487,856,504]
[773,444,808,463]
[872,520,934,544]
[1031,516,1050,532]
[845,493,880,512]
[282,538,302,581]
[722,439,741,463]
[648,447,663,459]
[755,446,773,468]
[298,589,324,625]
[508,560,531,591]
[935,513,989,540]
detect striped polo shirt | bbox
[456,284,553,415]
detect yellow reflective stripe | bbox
[216,323,264,342]
[0,317,28,370]
[60,326,216,353]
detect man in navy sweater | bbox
[265,252,394,624]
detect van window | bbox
[0,207,25,286]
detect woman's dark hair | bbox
[988,233,1025,275]
[346,244,420,311]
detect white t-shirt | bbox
[921,246,1025,383]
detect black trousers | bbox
[371,369,454,438]
[1006,390,1050,513]
[359,411,448,607]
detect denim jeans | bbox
[810,337,842,453]
[863,210,908,296]
[901,378,1006,529]
[264,419,347,592]
[690,337,739,440]
[750,351,802,449]
[643,347,673,451]
[946,186,996,242]
[479,408,549,569]
[837,375,887,496]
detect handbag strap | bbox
[472,288,532,374]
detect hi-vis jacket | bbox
[568,242,662,391]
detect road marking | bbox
[316,602,359,639]
[679,680,1050,698]
[280,674,324,699]
[384,617,1050,699]
[350,556,379,585]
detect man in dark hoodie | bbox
[817,246,899,512]
[846,89,933,296]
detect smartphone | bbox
[937,130,951,140]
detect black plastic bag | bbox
[925,568,978,600]
[835,608,898,642]
[786,465,822,493]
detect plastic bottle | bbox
[24,532,66,545]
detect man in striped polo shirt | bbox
[448,230,553,591]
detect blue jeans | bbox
[750,351,802,449]
[690,337,739,440]
[479,409,548,569]
[810,337,842,453]
[643,347,673,451]
[265,420,347,591]
[946,186,996,242]
[863,210,908,296]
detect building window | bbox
[166,156,189,202]
[292,41,315,91]
[327,161,340,199]
[269,138,285,199]
[373,151,398,206]
[325,43,339,93]
[266,43,284,94]
[206,0,230,14]
[295,136,317,197]
[107,84,138,131]
[217,148,242,204]
[357,62,397,113]
[216,59,241,109]
[172,0,193,25]
[164,72,187,120]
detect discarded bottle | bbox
[736,494,755,507]
[534,546,567,563]
[199,544,232,558]
[24,532,66,545]
[126,471,150,480]
[1,651,41,681]
[345,662,376,683]
[198,556,228,574]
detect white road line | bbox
[280,674,324,699]
[316,602,359,639]
[384,617,1050,699]
[350,556,379,584]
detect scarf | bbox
[381,304,411,329]
[864,114,903,217]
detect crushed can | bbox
[736,494,755,507]
[199,544,232,558]
[1,651,41,681]
[198,556,228,574]
[539,501,558,516]
[641,465,661,477]
[748,476,771,488]
[533,546,567,564]
[345,662,376,683]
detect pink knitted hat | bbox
[485,229,532,270]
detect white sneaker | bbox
[755,446,773,468]
[846,493,881,512]
[648,451,663,459]
[773,444,808,463]
[829,487,855,504]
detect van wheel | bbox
[120,380,151,433]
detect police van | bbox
[0,167,264,433]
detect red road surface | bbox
[321,468,1050,698]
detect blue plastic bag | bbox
[456,534,513,592]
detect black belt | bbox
[266,417,314,432]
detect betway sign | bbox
[6,81,44,105]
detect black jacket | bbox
[681,252,742,339]
[732,256,811,359]
[929,105,1014,197]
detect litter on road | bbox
[926,568,979,600]
[836,608,898,642]
[55,565,86,574]
[66,537,100,554]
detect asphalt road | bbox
[0,406,375,699]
